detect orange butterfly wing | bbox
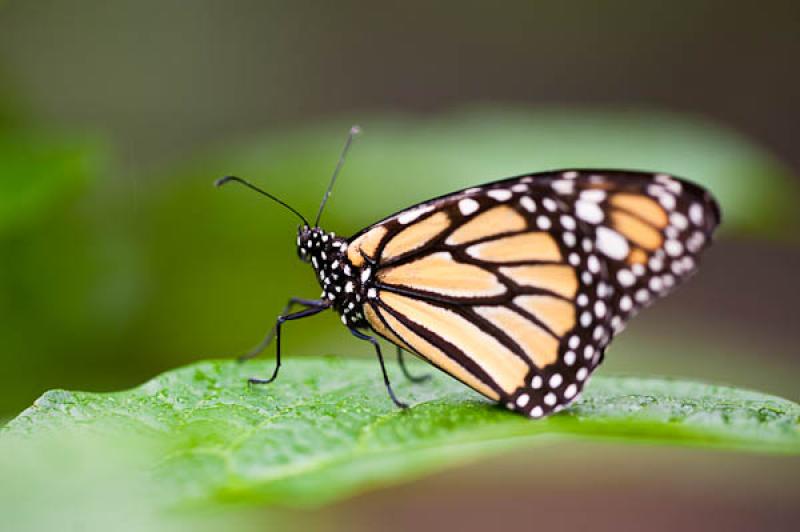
[349,170,720,417]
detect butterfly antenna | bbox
[215,175,311,227]
[314,125,361,227]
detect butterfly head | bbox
[296,225,341,265]
[296,225,346,277]
[217,126,365,324]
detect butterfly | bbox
[217,126,721,418]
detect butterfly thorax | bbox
[297,226,368,328]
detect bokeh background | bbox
[1,1,799,530]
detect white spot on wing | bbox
[617,269,635,287]
[552,180,574,194]
[595,227,629,260]
[649,277,663,292]
[665,240,683,257]
[687,231,706,252]
[459,198,480,216]
[596,282,609,297]
[536,216,551,230]
[649,257,663,272]
[594,300,607,318]
[520,196,536,212]
[397,205,434,224]
[583,345,594,359]
[689,203,704,225]
[580,189,606,203]
[488,189,513,202]
[635,288,650,303]
[655,174,682,194]
[575,200,604,224]
[658,193,676,210]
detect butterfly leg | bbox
[396,346,431,383]
[247,303,328,386]
[238,297,325,362]
[350,328,409,409]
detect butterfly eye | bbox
[295,231,312,262]
[296,242,312,263]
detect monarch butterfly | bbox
[217,126,721,418]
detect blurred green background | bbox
[1,1,799,530]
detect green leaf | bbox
[4,357,799,509]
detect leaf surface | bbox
[5,356,799,508]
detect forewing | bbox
[354,170,720,417]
